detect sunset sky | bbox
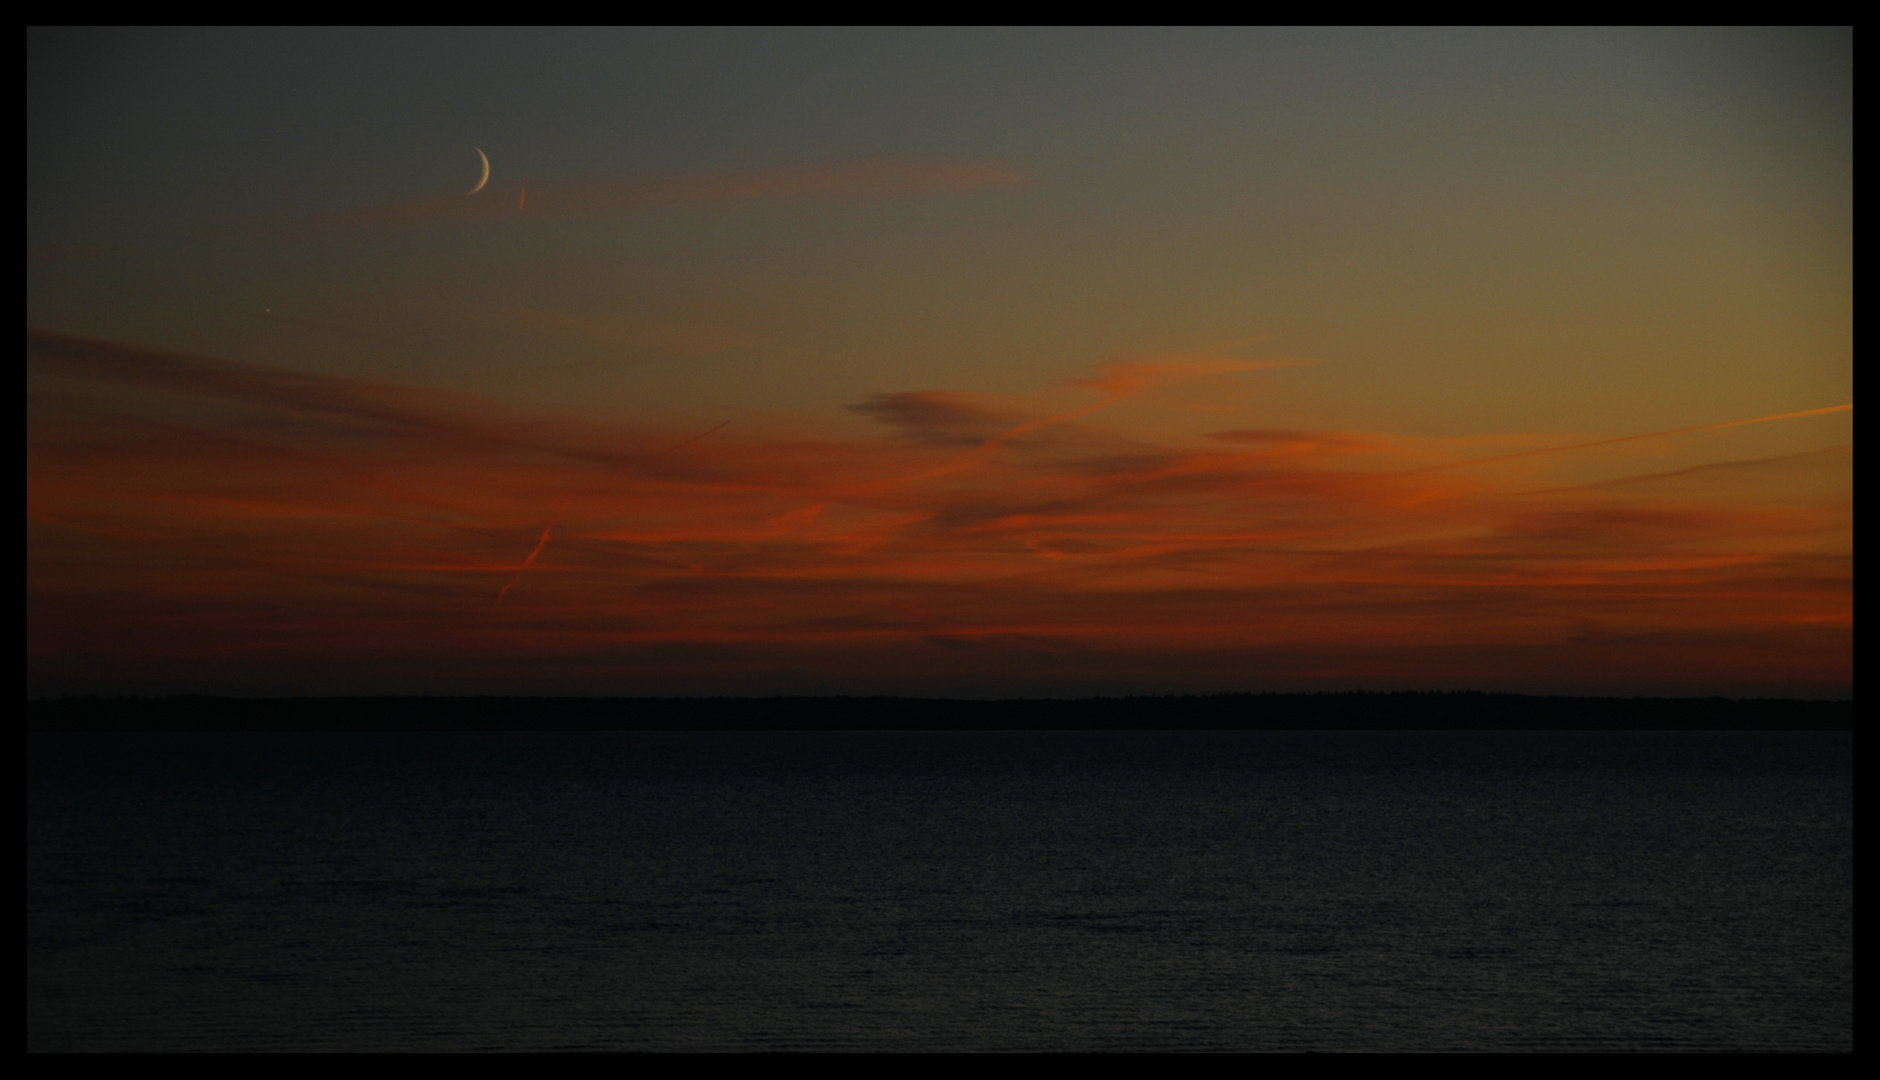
[27,28,1851,697]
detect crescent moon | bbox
[469,147,490,194]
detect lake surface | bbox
[28,730,1852,1051]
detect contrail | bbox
[497,500,568,602]
[1501,442,1853,499]
[1408,403,1852,474]
[494,420,729,603]
[661,420,730,456]
[494,421,727,602]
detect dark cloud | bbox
[29,328,472,432]
[847,390,1022,445]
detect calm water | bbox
[28,730,1852,1051]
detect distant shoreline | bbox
[26,692,1852,732]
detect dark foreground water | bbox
[28,731,1851,1051]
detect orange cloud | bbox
[27,330,1851,697]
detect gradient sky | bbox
[27,27,1852,697]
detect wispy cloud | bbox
[307,158,1029,231]
[28,330,1851,696]
[27,244,105,266]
